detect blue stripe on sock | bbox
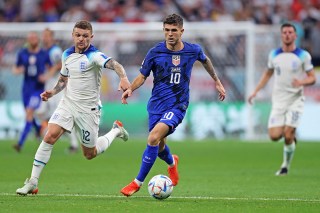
[34,159,46,165]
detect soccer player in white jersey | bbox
[37,28,79,153]
[16,20,131,195]
[248,23,316,176]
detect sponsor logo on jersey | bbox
[172,55,180,66]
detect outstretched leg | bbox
[121,123,169,197]
[16,123,64,195]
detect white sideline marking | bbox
[1,193,319,203]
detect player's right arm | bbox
[41,75,68,101]
[248,68,274,104]
[105,58,131,92]
[121,73,147,104]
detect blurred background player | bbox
[248,23,316,176]
[16,20,131,196]
[37,28,79,153]
[120,14,226,197]
[12,31,52,152]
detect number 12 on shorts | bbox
[82,129,90,142]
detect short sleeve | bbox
[303,51,314,72]
[140,50,154,77]
[94,52,111,68]
[60,50,69,76]
[196,44,207,62]
[267,51,274,69]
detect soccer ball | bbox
[147,174,173,200]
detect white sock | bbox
[281,142,296,169]
[134,178,143,186]
[69,131,78,148]
[96,129,120,155]
[31,141,53,183]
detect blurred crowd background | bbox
[1,0,320,65]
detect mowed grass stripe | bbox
[1,193,320,203]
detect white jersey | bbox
[60,45,111,112]
[267,47,313,107]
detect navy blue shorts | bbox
[23,91,42,109]
[148,108,186,136]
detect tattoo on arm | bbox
[53,76,68,94]
[105,59,127,78]
[202,57,218,81]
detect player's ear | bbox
[91,34,94,39]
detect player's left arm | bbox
[292,69,316,87]
[105,58,131,91]
[201,56,226,101]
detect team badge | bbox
[172,55,180,66]
[80,61,87,72]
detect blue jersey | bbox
[16,48,52,95]
[140,41,207,114]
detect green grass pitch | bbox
[0,138,319,213]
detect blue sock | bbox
[18,121,32,147]
[33,119,41,136]
[158,144,174,165]
[136,144,159,182]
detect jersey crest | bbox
[172,55,180,66]
[80,61,87,72]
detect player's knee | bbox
[147,134,160,146]
[43,131,59,144]
[269,134,282,142]
[283,135,294,144]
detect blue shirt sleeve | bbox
[196,44,207,62]
[140,49,155,77]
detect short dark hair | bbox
[281,22,296,32]
[74,20,93,33]
[163,14,183,27]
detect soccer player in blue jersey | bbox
[248,23,316,176]
[13,31,52,152]
[16,20,131,195]
[120,14,226,197]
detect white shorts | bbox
[268,97,304,128]
[37,93,63,120]
[49,102,101,148]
